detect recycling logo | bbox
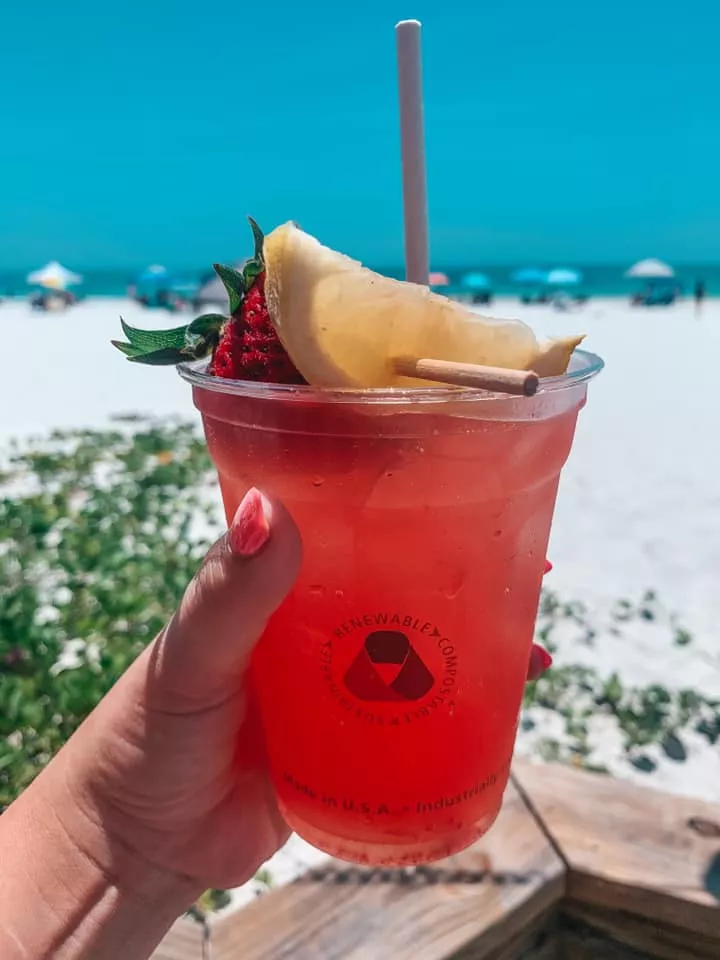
[343,630,435,701]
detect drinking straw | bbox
[395,20,430,286]
[393,21,544,397]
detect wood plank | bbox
[554,915,653,960]
[513,761,720,946]
[150,916,206,960]
[563,901,720,960]
[482,912,557,960]
[213,780,565,960]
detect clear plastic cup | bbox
[179,348,603,865]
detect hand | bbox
[528,558,554,680]
[49,487,302,893]
[528,642,552,681]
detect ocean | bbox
[1,263,718,299]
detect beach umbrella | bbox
[511,267,547,285]
[168,278,199,296]
[546,268,583,286]
[27,261,83,290]
[136,264,172,285]
[461,271,491,290]
[624,258,674,279]
[429,271,450,286]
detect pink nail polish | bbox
[527,644,553,681]
[229,488,270,557]
[543,559,553,574]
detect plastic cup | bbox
[179,349,602,866]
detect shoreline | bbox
[4,293,719,303]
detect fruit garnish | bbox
[531,335,586,378]
[112,219,305,384]
[208,271,304,383]
[263,223,583,386]
[113,218,585,386]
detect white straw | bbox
[395,19,430,286]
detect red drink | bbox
[182,350,602,865]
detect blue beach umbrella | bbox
[546,268,583,286]
[168,278,199,295]
[136,264,173,286]
[511,267,548,285]
[461,271,491,290]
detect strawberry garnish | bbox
[112,218,306,385]
[210,273,304,383]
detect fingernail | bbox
[527,643,553,681]
[229,488,271,558]
[543,559,553,574]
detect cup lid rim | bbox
[177,348,604,405]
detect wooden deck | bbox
[153,762,720,959]
[150,917,205,960]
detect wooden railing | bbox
[153,762,720,959]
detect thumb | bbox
[147,488,302,710]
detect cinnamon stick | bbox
[393,357,539,396]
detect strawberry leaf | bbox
[213,264,246,314]
[186,339,216,360]
[184,314,224,359]
[120,318,189,352]
[127,347,192,366]
[111,339,146,358]
[185,313,225,345]
[242,260,263,289]
[241,218,265,289]
[114,313,224,365]
[248,217,264,264]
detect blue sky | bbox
[2,0,720,268]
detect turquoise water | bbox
[2,264,718,299]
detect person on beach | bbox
[694,279,706,314]
[0,488,552,960]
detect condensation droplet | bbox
[311,475,326,487]
[334,589,345,600]
[308,584,325,597]
[443,572,466,600]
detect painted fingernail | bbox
[527,643,553,681]
[229,488,271,558]
[543,559,553,574]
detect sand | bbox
[3,293,719,906]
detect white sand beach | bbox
[3,294,720,908]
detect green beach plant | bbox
[523,588,720,773]
[0,417,220,809]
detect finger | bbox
[147,488,302,709]
[525,559,554,681]
[527,643,553,681]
